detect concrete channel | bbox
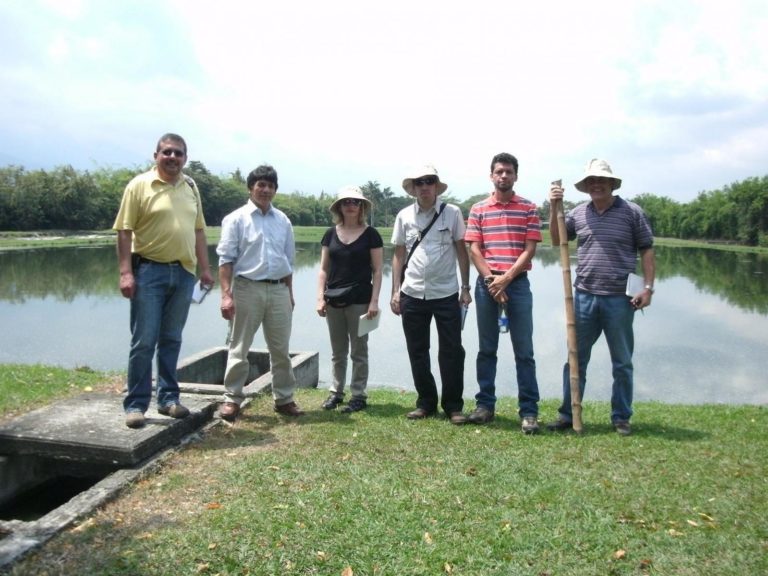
[0,347,319,570]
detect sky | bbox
[1,0,766,205]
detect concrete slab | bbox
[0,393,216,467]
[0,346,319,570]
[176,346,319,395]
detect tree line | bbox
[0,163,765,246]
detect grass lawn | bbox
[3,365,766,576]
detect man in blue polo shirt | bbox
[547,159,655,436]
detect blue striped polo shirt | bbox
[566,196,654,296]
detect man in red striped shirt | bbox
[464,152,542,433]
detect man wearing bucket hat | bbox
[316,186,384,413]
[391,165,472,425]
[547,159,655,436]
[465,152,543,434]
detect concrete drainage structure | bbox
[0,347,318,569]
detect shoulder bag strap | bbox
[401,202,447,283]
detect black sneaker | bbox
[341,397,367,413]
[322,394,344,410]
[613,421,632,436]
[467,406,495,424]
[546,418,573,432]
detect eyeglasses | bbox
[342,198,362,206]
[413,176,438,186]
[160,148,186,158]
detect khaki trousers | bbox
[223,277,296,405]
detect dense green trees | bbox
[0,164,765,246]
[631,176,768,246]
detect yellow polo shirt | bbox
[113,167,206,275]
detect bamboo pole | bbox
[552,180,583,433]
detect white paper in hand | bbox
[191,282,212,304]
[357,313,380,337]
[625,273,645,297]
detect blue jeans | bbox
[124,261,195,414]
[474,274,539,417]
[400,292,465,414]
[557,290,635,423]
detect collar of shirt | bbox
[150,166,184,187]
[489,192,518,206]
[415,199,442,216]
[247,199,274,216]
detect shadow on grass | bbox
[537,420,710,441]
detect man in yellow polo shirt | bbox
[113,133,214,429]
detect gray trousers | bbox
[325,303,370,399]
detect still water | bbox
[1,243,766,405]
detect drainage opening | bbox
[0,474,105,522]
[0,455,118,522]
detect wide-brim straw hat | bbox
[329,185,371,212]
[574,158,622,192]
[401,164,448,196]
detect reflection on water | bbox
[1,244,766,405]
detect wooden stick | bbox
[552,181,583,433]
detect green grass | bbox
[4,366,766,575]
[0,363,120,421]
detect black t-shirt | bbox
[321,226,384,304]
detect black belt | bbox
[490,271,527,281]
[134,254,181,266]
[238,275,285,284]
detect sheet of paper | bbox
[461,305,469,331]
[625,273,645,297]
[191,282,212,304]
[357,313,380,337]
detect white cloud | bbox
[1,0,766,201]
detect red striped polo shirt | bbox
[464,194,542,272]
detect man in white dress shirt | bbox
[390,165,472,424]
[216,165,303,421]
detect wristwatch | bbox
[644,284,655,294]
[461,284,471,291]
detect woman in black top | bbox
[316,186,383,412]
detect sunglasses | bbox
[413,176,438,186]
[160,148,186,158]
[342,198,362,206]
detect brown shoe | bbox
[219,402,240,422]
[157,403,189,419]
[125,411,146,429]
[406,407,436,420]
[448,411,468,425]
[274,401,305,417]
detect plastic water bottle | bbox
[498,305,509,333]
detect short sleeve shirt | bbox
[322,226,384,304]
[464,193,542,272]
[566,196,654,295]
[112,167,206,275]
[391,200,466,299]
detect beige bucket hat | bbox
[401,164,448,196]
[329,185,371,212]
[574,159,622,192]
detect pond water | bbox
[1,243,766,405]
